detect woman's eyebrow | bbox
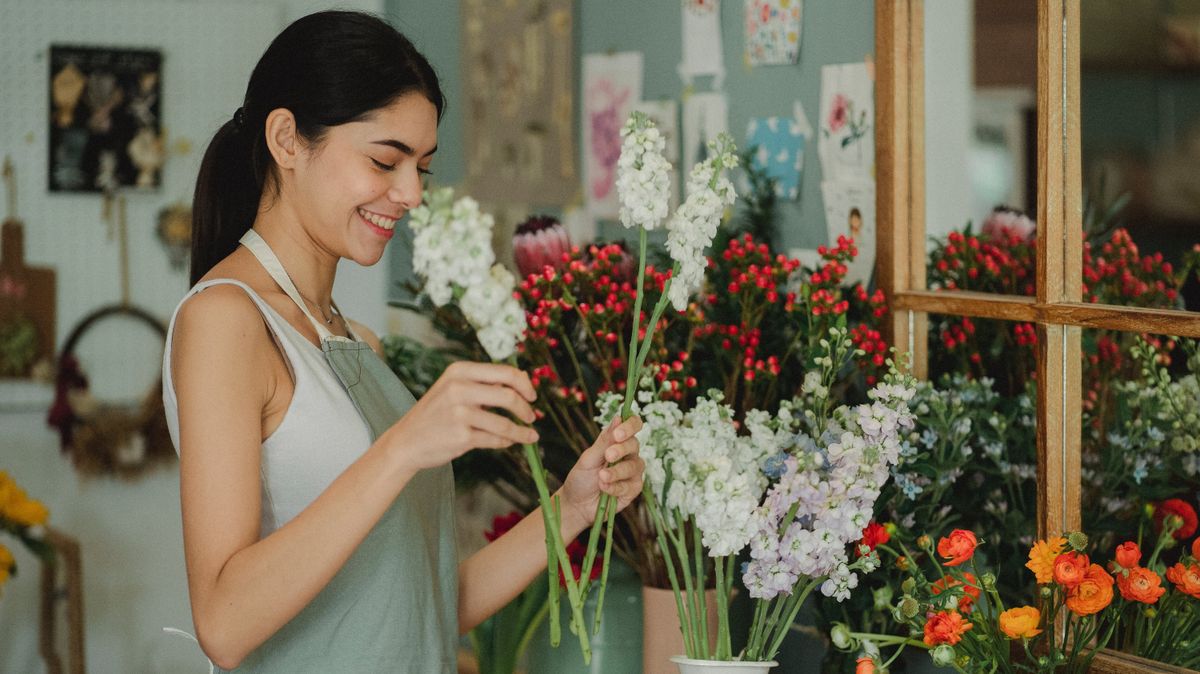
[370,139,438,158]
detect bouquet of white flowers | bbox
[598,325,916,667]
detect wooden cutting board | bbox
[1,219,57,378]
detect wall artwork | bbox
[818,62,874,184]
[679,0,726,87]
[821,179,876,285]
[582,51,644,219]
[746,116,806,200]
[745,0,803,66]
[461,0,576,207]
[48,45,163,193]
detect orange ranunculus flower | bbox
[1114,542,1141,569]
[1154,499,1198,541]
[1166,562,1200,600]
[1066,564,1115,616]
[999,606,1042,639]
[1053,551,1091,589]
[932,572,982,612]
[1192,537,1199,562]
[1026,536,1067,584]
[923,610,973,646]
[855,657,876,674]
[1117,566,1166,604]
[937,530,978,567]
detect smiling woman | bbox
[162,10,645,673]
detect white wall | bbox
[924,0,975,245]
[0,1,382,672]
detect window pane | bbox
[1079,329,1200,666]
[925,0,1037,294]
[1081,2,1200,312]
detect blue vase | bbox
[525,558,643,673]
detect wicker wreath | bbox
[46,304,174,479]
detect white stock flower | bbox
[616,113,672,232]
[407,188,496,307]
[665,134,738,311]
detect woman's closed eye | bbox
[371,157,433,176]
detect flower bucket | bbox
[669,656,778,674]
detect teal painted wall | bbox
[385,0,875,300]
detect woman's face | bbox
[291,92,438,267]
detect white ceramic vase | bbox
[669,656,779,674]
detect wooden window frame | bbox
[876,2,1200,672]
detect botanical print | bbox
[582,52,643,218]
[745,0,803,66]
[48,46,162,193]
[818,62,874,184]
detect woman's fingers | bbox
[460,382,537,424]
[470,409,538,446]
[449,362,537,402]
[601,456,646,500]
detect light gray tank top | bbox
[162,278,458,672]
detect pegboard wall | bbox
[0,0,385,407]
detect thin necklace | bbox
[298,291,335,325]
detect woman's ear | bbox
[264,108,300,170]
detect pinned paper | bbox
[820,179,876,284]
[682,92,729,195]
[583,51,644,218]
[745,0,803,66]
[818,62,875,183]
[679,0,726,87]
[631,99,681,209]
[746,116,806,200]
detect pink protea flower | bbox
[513,215,571,278]
[981,206,1036,242]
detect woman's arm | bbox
[174,288,538,669]
[456,416,645,633]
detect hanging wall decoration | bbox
[461,0,576,207]
[679,0,726,87]
[745,116,806,200]
[745,0,803,66]
[48,45,163,193]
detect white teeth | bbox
[359,209,396,230]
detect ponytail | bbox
[189,115,266,285]
[187,10,444,286]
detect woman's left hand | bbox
[559,415,645,532]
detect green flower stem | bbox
[714,554,733,659]
[671,510,706,658]
[540,497,561,647]
[522,443,591,662]
[692,525,711,656]
[765,580,820,661]
[644,487,696,656]
[846,631,928,649]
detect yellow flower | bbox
[1026,536,1067,584]
[5,496,49,527]
[999,606,1042,639]
[0,542,13,586]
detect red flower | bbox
[858,521,890,554]
[932,572,981,612]
[1053,552,1091,589]
[937,530,978,567]
[923,610,973,646]
[484,511,524,542]
[1154,499,1199,540]
[1113,542,1141,570]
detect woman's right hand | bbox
[378,361,539,472]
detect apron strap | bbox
[239,229,337,341]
